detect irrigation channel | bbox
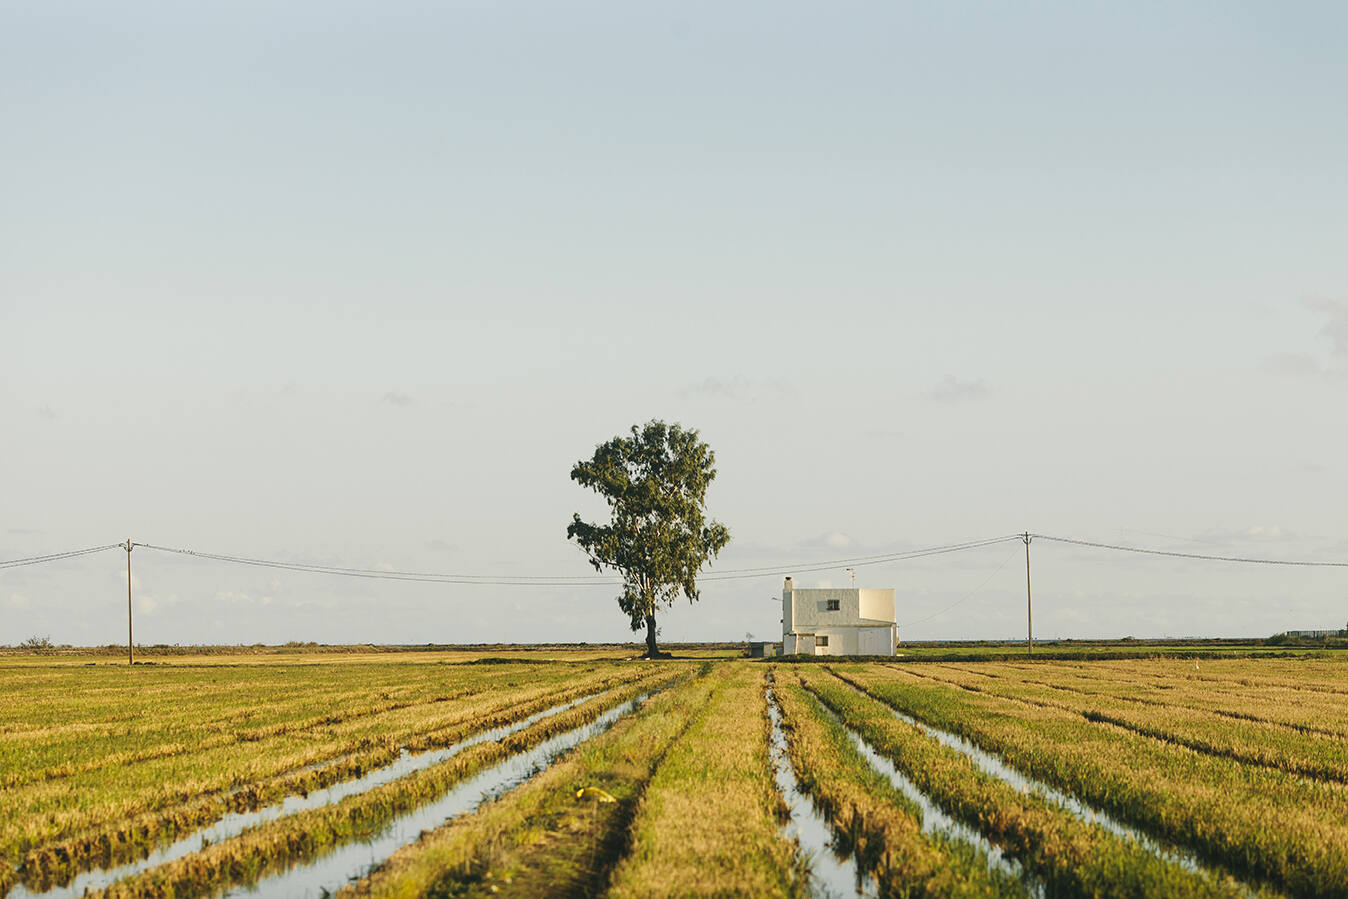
[768,680,1042,898]
[833,673,1265,898]
[765,686,871,898]
[9,693,601,899]
[221,693,649,898]
[835,716,1043,896]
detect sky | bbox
[3,1,1346,647]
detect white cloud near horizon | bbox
[928,376,991,403]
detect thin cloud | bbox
[679,376,795,402]
[381,391,414,407]
[1269,299,1348,377]
[425,539,457,553]
[1193,525,1301,545]
[929,376,991,403]
[1261,353,1323,377]
[800,531,855,550]
[1307,298,1348,358]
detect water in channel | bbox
[765,687,875,898]
[10,693,597,899]
[220,693,648,898]
[838,676,1263,896]
[844,730,1043,897]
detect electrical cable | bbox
[0,544,122,569]
[134,534,1021,587]
[1031,533,1348,568]
[700,535,1022,581]
[137,544,620,586]
[897,545,1023,629]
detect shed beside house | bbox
[781,576,896,656]
[749,641,782,658]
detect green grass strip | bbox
[603,664,807,898]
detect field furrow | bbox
[5,664,656,893]
[337,664,716,898]
[804,668,1265,898]
[905,665,1348,783]
[603,664,806,897]
[90,673,676,899]
[770,670,1030,897]
[7,652,1347,898]
[839,664,1348,896]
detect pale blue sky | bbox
[3,1,1346,646]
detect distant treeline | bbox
[0,640,748,657]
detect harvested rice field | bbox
[4,652,1348,897]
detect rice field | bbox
[3,651,1347,897]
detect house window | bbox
[817,636,829,647]
[826,599,840,611]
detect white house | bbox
[781,577,896,656]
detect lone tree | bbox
[567,420,730,659]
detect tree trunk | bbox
[644,613,661,658]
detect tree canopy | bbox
[567,420,730,658]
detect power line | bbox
[9,531,1345,588]
[1031,533,1348,568]
[137,544,620,586]
[0,544,122,569]
[135,535,1021,587]
[898,545,1023,629]
[700,535,1023,581]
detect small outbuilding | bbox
[749,641,782,658]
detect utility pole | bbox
[124,539,134,666]
[1022,532,1033,656]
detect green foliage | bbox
[19,636,55,654]
[568,420,730,657]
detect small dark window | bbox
[817,636,829,647]
[826,599,840,611]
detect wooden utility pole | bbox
[1023,532,1033,656]
[125,539,134,666]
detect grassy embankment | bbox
[600,663,806,897]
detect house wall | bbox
[858,626,895,656]
[811,627,857,655]
[811,626,894,656]
[859,589,895,623]
[787,587,860,629]
[783,587,895,628]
